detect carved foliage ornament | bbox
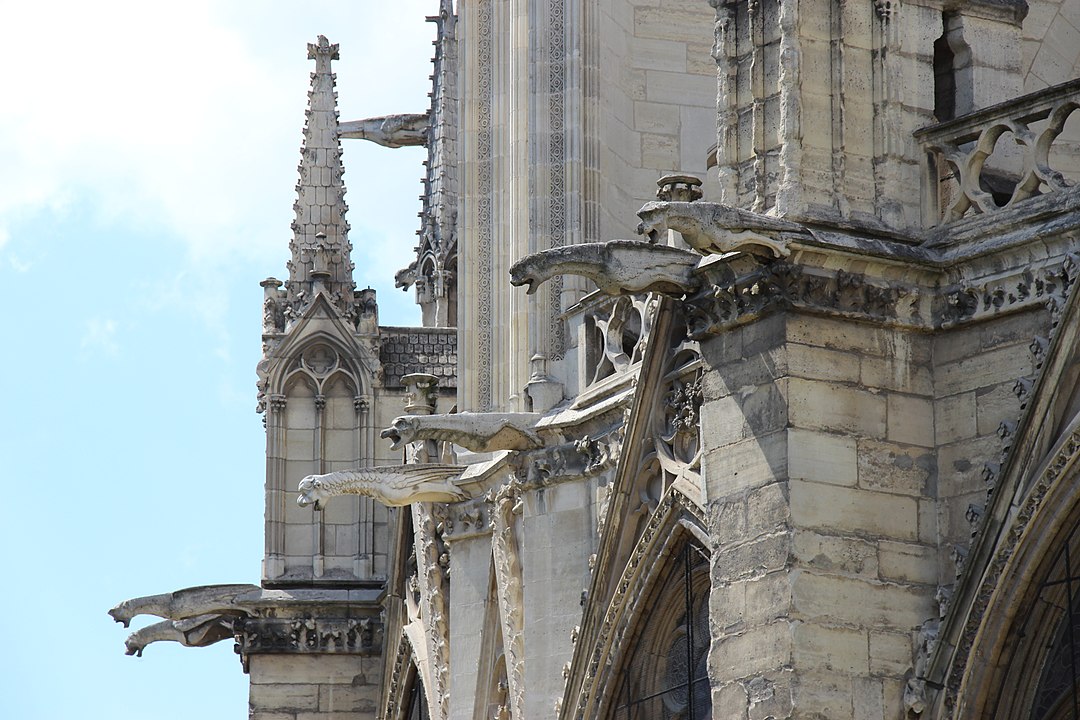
[235,615,380,659]
[684,259,915,339]
[940,253,1079,327]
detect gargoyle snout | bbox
[380,426,404,450]
[508,261,540,295]
[108,606,131,628]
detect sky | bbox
[0,2,434,717]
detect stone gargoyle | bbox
[297,464,467,509]
[509,240,700,296]
[124,613,235,657]
[339,112,429,148]
[636,201,805,258]
[381,413,543,453]
[109,583,262,628]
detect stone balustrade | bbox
[917,78,1080,226]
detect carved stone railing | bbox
[916,78,1080,226]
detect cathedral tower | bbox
[257,35,388,588]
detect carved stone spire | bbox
[286,35,355,313]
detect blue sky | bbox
[0,2,432,717]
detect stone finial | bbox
[526,354,564,413]
[286,35,355,314]
[656,174,703,203]
[402,373,440,415]
[307,34,340,64]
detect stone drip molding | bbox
[684,251,1080,337]
[510,169,1080,337]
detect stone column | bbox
[263,393,287,583]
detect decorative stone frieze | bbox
[682,258,918,338]
[234,614,382,664]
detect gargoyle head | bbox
[108,601,134,628]
[297,476,328,510]
[380,416,420,450]
[124,636,145,657]
[509,253,558,295]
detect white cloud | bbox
[81,317,120,356]
[8,254,31,273]
[0,0,434,275]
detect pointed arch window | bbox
[611,541,711,720]
[1029,524,1080,720]
[403,663,430,720]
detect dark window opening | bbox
[933,15,956,122]
[612,542,711,720]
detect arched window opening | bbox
[933,15,957,122]
[1030,523,1080,720]
[403,663,430,720]
[610,541,711,720]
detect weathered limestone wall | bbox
[701,314,795,716]
[249,655,383,720]
[932,310,1046,586]
[1024,0,1080,90]
[701,313,939,718]
[784,316,936,719]
[447,535,495,720]
[456,0,531,413]
[519,479,598,718]
[1022,1,1080,182]
[596,0,716,242]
